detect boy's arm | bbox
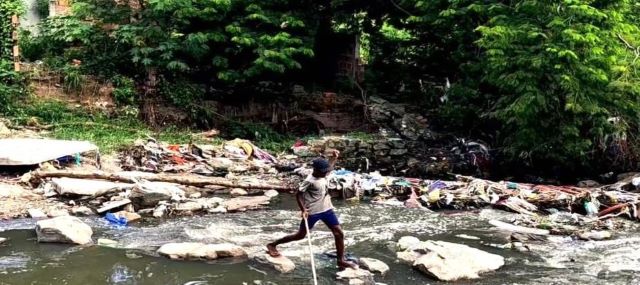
[327,149,340,169]
[297,181,310,217]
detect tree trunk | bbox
[32,170,296,191]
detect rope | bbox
[303,216,318,285]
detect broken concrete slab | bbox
[51,178,133,197]
[223,196,271,212]
[35,216,93,245]
[0,139,98,166]
[97,199,132,214]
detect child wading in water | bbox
[266,149,356,270]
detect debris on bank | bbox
[4,137,640,242]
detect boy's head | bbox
[312,157,331,177]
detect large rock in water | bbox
[157,242,246,261]
[359,257,390,275]
[410,240,504,281]
[254,253,296,273]
[35,216,93,245]
[336,268,375,285]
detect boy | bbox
[266,150,356,270]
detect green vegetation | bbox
[6,0,640,176]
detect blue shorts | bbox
[300,209,340,231]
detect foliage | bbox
[0,0,26,113]
[112,75,137,106]
[35,0,49,18]
[61,64,84,93]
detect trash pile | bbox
[119,138,279,175]
[289,168,640,238]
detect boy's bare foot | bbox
[337,259,357,270]
[266,243,281,257]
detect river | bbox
[1,198,640,285]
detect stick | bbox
[32,170,295,191]
[303,215,318,285]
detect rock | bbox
[97,238,119,248]
[0,237,6,244]
[411,240,504,281]
[175,201,205,212]
[137,208,154,216]
[115,211,142,223]
[336,268,375,285]
[51,178,133,196]
[97,199,132,214]
[254,253,296,273]
[48,208,70,217]
[157,243,246,261]
[208,243,247,257]
[397,236,421,251]
[231,188,249,196]
[130,182,185,207]
[189,192,202,199]
[0,122,11,137]
[223,196,271,212]
[264,190,279,198]
[359,257,389,275]
[28,208,48,219]
[209,157,235,169]
[153,204,168,218]
[388,138,406,149]
[389,149,408,156]
[396,250,421,264]
[208,206,227,214]
[577,180,600,188]
[35,216,93,245]
[373,143,390,151]
[579,231,612,241]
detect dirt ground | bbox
[0,181,52,219]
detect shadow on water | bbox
[1,198,640,284]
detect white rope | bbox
[303,217,319,285]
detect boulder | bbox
[207,243,247,257]
[158,243,217,260]
[28,208,48,219]
[71,206,95,216]
[35,216,93,245]
[230,188,249,196]
[264,190,279,198]
[359,257,389,275]
[130,182,185,207]
[157,243,246,261]
[0,237,6,244]
[336,268,375,285]
[223,196,271,212]
[0,122,11,137]
[254,253,296,273]
[397,236,421,251]
[410,240,504,281]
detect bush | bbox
[111,75,137,105]
[62,64,84,93]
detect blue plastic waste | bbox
[507,182,518,189]
[105,212,127,226]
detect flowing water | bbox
[1,198,640,285]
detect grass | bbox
[4,97,380,155]
[6,99,203,153]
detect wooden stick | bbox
[32,170,296,191]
